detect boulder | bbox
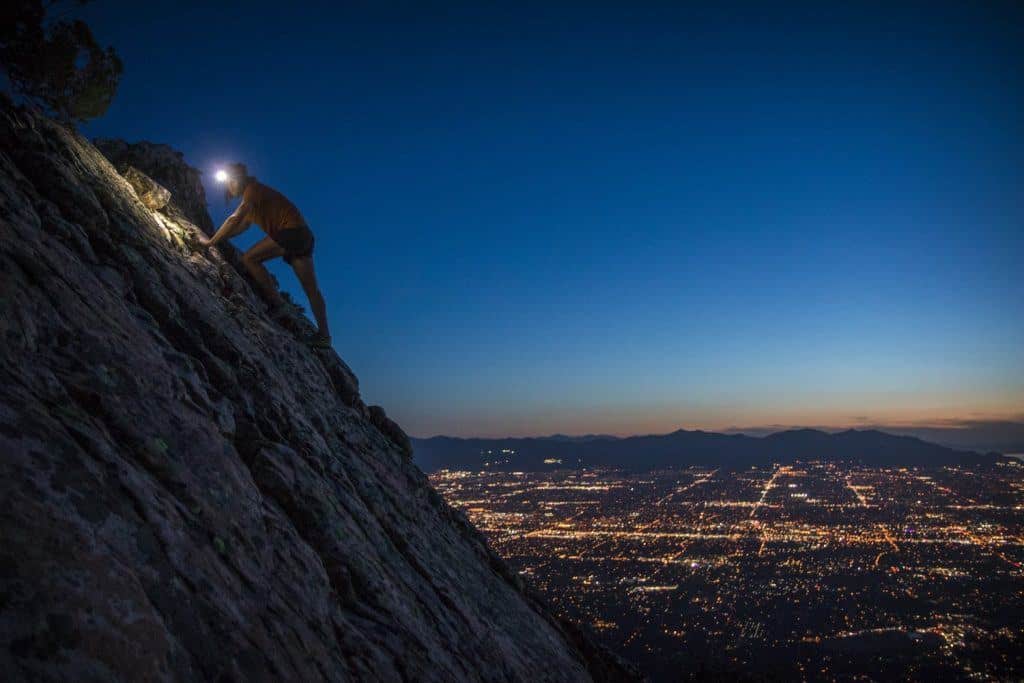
[123,165,171,210]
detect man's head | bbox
[221,162,249,200]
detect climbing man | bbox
[199,162,331,348]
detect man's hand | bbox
[196,234,214,249]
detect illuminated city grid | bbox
[431,460,1024,681]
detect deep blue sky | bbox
[79,1,1023,437]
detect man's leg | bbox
[242,237,286,306]
[290,256,330,338]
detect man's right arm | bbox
[200,200,251,248]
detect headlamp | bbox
[215,169,229,183]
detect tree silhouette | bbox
[0,0,122,123]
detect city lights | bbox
[431,461,1024,679]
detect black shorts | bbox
[272,226,315,265]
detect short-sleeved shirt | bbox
[241,179,307,239]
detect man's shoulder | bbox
[242,178,266,201]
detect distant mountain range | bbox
[723,420,1024,456]
[412,428,1007,472]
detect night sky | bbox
[77,1,1023,437]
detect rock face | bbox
[0,102,637,682]
[93,138,213,234]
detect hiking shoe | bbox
[309,332,332,349]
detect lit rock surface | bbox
[123,166,171,211]
[93,137,213,234]
[0,101,637,682]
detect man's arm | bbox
[199,201,252,248]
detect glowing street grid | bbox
[430,461,1024,681]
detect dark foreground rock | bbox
[0,101,638,682]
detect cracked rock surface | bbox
[0,101,637,682]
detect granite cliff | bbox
[0,99,636,682]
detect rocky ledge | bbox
[0,99,638,682]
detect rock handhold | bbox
[123,165,171,210]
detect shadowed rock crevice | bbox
[0,101,638,682]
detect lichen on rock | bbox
[0,102,638,682]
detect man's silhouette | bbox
[200,163,330,348]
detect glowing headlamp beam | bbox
[215,169,229,183]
